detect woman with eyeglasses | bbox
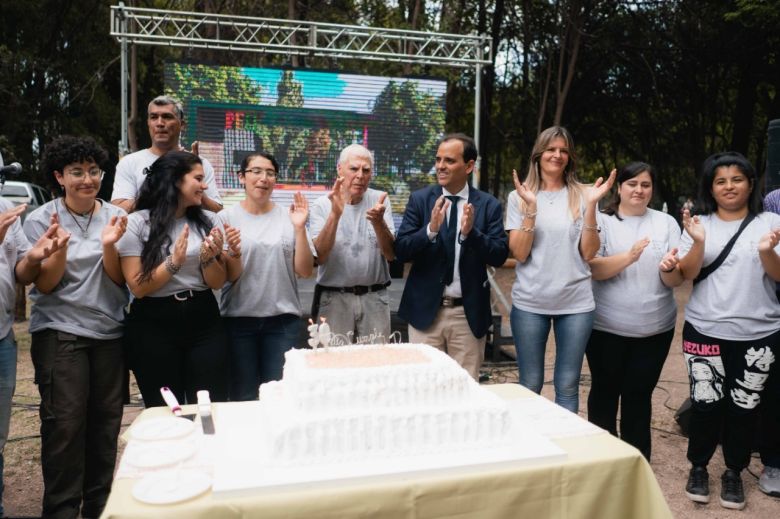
[23,135,129,519]
[218,152,313,400]
[116,150,229,409]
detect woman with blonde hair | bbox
[505,126,614,412]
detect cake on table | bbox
[257,343,511,464]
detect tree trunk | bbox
[553,0,583,126]
[485,0,506,194]
[730,61,758,156]
[403,0,424,75]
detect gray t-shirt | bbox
[111,149,222,205]
[0,197,30,339]
[116,209,218,298]
[592,209,680,337]
[24,199,130,339]
[506,188,594,314]
[679,212,780,341]
[217,203,308,317]
[309,188,394,287]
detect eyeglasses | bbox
[242,168,277,178]
[66,168,105,180]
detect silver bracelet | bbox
[164,255,181,275]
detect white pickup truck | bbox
[0,180,53,222]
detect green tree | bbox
[368,81,445,179]
[165,63,263,104]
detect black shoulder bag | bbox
[693,213,756,285]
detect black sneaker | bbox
[720,469,745,510]
[685,466,710,503]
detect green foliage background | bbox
[0,0,778,215]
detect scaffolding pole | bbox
[110,4,491,155]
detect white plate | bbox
[132,469,211,505]
[124,440,197,469]
[131,417,195,442]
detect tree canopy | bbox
[0,0,777,213]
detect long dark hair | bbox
[135,150,213,282]
[695,152,763,215]
[601,161,656,220]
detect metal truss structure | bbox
[110,2,491,171]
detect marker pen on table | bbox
[160,386,183,416]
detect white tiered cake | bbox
[258,343,511,463]
[212,343,566,495]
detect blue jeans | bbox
[510,307,594,413]
[225,314,301,401]
[0,333,16,518]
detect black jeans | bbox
[683,322,780,471]
[124,289,228,407]
[759,357,780,467]
[585,328,673,460]
[30,330,124,519]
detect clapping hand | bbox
[429,195,450,234]
[682,209,705,243]
[172,224,189,267]
[199,227,223,264]
[27,222,70,264]
[0,205,26,244]
[659,248,680,273]
[461,203,475,237]
[289,191,309,229]
[512,170,537,207]
[586,168,617,205]
[627,237,650,264]
[758,229,780,253]
[223,223,241,258]
[366,192,388,225]
[328,176,345,216]
[101,215,128,247]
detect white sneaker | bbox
[759,465,780,497]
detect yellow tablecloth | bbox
[101,384,672,519]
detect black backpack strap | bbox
[693,213,756,285]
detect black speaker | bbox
[766,119,780,192]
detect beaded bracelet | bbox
[164,255,181,275]
[520,226,535,233]
[227,250,242,259]
[200,256,217,269]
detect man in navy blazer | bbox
[395,133,508,379]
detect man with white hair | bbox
[309,144,395,344]
[111,95,223,213]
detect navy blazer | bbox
[395,184,508,338]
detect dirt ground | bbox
[3,271,780,518]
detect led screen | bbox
[164,62,447,222]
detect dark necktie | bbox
[442,195,460,286]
